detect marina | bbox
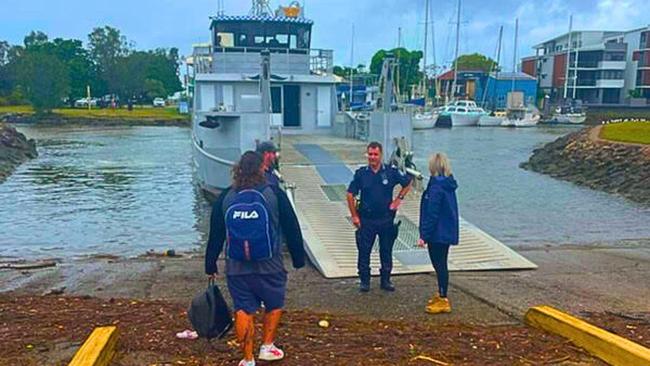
[1,0,650,364]
[187,1,554,278]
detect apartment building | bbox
[522,26,650,105]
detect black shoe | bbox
[380,280,395,292]
[359,281,370,292]
[380,272,395,292]
[359,275,370,292]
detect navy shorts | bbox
[227,272,287,314]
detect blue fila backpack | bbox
[225,188,275,261]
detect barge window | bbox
[276,34,289,46]
[217,32,234,47]
[237,34,248,47]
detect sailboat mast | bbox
[432,13,440,104]
[483,25,503,109]
[563,15,573,99]
[572,35,579,99]
[422,0,429,97]
[452,0,461,100]
[495,26,503,81]
[511,18,518,94]
[349,24,355,112]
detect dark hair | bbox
[367,141,383,153]
[232,151,265,190]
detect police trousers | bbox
[355,216,399,278]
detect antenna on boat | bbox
[217,0,225,16]
[250,0,273,17]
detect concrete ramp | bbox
[283,165,537,279]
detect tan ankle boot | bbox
[425,297,451,314]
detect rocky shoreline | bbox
[0,124,38,182]
[0,112,189,127]
[521,126,650,205]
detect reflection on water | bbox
[1,124,649,260]
[413,126,650,246]
[0,125,211,259]
[26,164,135,191]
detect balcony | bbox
[598,61,626,70]
[595,79,624,88]
[605,42,627,51]
[192,46,334,76]
[571,60,599,69]
[575,79,596,87]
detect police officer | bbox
[256,141,281,186]
[346,141,412,292]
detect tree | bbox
[88,26,130,95]
[453,53,498,73]
[0,41,9,65]
[333,64,368,79]
[0,42,24,100]
[370,48,423,98]
[0,41,11,97]
[145,48,182,97]
[333,65,358,78]
[50,38,94,102]
[114,52,147,101]
[16,51,69,113]
[144,78,165,98]
[88,26,129,65]
[24,31,48,48]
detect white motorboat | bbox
[478,111,506,126]
[501,107,540,127]
[413,111,439,129]
[437,101,485,127]
[553,108,587,124]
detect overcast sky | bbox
[2,0,649,72]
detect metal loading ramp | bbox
[282,165,537,279]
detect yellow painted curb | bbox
[525,306,650,366]
[68,326,119,366]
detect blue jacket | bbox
[419,175,459,245]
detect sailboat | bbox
[478,26,506,127]
[434,0,486,127]
[551,15,587,124]
[413,0,438,130]
[500,18,540,128]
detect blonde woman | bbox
[418,153,459,314]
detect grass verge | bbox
[0,105,188,121]
[600,121,650,145]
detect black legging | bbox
[427,243,450,298]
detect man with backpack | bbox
[205,151,305,366]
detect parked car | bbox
[74,98,98,108]
[153,98,166,107]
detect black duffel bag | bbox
[188,280,233,340]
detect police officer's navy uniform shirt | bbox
[347,164,412,219]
